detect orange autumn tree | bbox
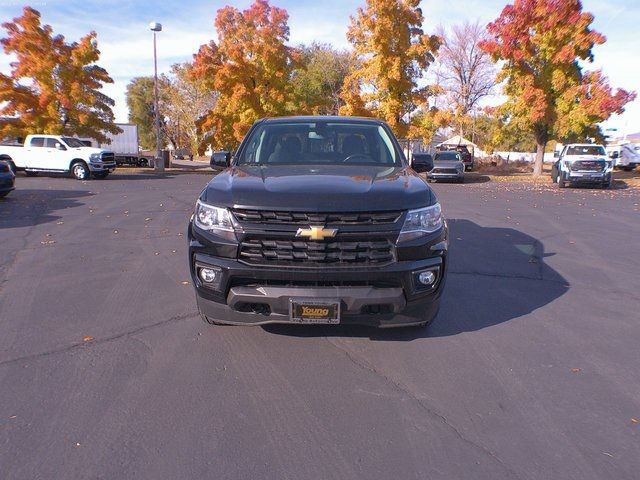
[0,7,119,142]
[340,0,440,138]
[192,0,296,148]
[481,0,635,176]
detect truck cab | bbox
[551,143,612,189]
[0,134,116,180]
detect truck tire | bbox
[557,171,567,188]
[71,161,90,180]
[0,191,9,198]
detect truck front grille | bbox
[239,237,395,267]
[432,168,459,174]
[101,152,115,164]
[232,209,402,225]
[571,160,605,172]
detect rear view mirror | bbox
[211,151,231,169]
[412,153,433,173]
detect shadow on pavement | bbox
[263,219,569,341]
[0,189,94,229]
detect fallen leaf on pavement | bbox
[631,418,639,424]
[571,368,581,373]
[181,281,190,285]
[83,336,94,342]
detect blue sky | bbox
[1,0,638,135]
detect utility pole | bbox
[150,22,163,172]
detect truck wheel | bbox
[71,161,90,180]
[557,171,566,188]
[0,191,9,199]
[25,171,37,177]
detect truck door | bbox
[25,136,47,169]
[42,137,67,170]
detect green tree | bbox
[292,43,356,115]
[126,77,163,150]
[340,0,440,137]
[0,7,119,142]
[481,0,635,175]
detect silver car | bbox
[422,151,465,183]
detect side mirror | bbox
[553,151,559,158]
[412,153,434,173]
[211,151,231,169]
[610,151,619,159]
[55,142,66,151]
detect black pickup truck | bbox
[188,116,448,328]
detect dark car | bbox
[0,156,16,198]
[424,151,465,183]
[189,116,448,329]
[437,145,474,171]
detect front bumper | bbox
[566,171,610,183]
[189,224,447,327]
[428,172,463,181]
[89,162,116,173]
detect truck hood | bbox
[433,160,463,168]
[71,147,112,155]
[201,164,434,211]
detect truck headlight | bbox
[194,200,236,240]
[89,153,102,163]
[398,203,443,242]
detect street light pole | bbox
[150,22,163,172]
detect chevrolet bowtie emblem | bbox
[296,226,338,241]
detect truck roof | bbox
[259,115,386,125]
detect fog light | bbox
[199,267,219,283]
[418,270,436,285]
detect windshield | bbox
[61,137,86,148]
[435,151,461,161]
[237,121,401,166]
[565,145,606,156]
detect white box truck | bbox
[80,123,150,167]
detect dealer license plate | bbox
[290,299,340,324]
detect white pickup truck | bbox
[551,143,612,189]
[0,134,116,180]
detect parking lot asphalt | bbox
[1,172,639,480]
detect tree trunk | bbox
[533,127,548,177]
[533,142,545,176]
